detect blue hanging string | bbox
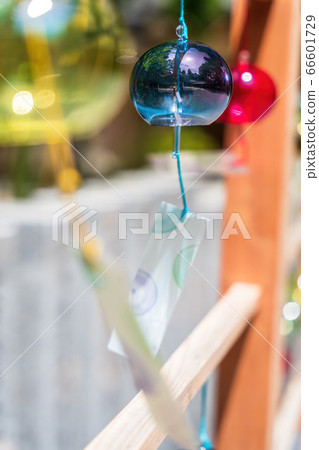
[174,3,213,447]
[199,382,213,449]
[171,0,189,217]
[172,126,188,215]
[179,0,188,41]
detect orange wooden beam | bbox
[216,0,300,449]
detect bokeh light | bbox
[280,317,294,336]
[12,91,34,114]
[241,71,252,83]
[116,49,138,65]
[27,0,53,19]
[15,0,75,37]
[34,89,56,109]
[283,301,301,321]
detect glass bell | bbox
[130,40,233,126]
[219,54,276,124]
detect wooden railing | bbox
[85,282,261,450]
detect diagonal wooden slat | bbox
[85,282,261,450]
[273,373,301,450]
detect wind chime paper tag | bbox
[108,201,208,357]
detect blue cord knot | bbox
[170,150,178,159]
[176,21,188,41]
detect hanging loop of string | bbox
[176,0,188,42]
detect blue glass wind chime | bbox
[130,1,233,448]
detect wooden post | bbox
[216,0,299,449]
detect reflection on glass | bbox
[130,40,232,126]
